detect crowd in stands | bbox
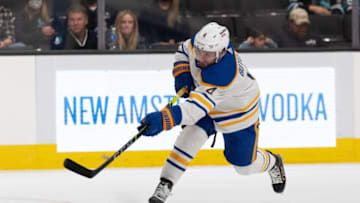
[0,0,359,51]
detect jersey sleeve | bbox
[178,86,226,125]
[173,39,192,78]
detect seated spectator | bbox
[0,5,15,48]
[274,8,324,48]
[15,0,55,50]
[52,4,97,50]
[139,0,189,47]
[288,0,345,15]
[107,9,147,50]
[238,28,278,49]
[80,0,116,31]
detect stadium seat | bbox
[185,0,241,16]
[310,15,344,36]
[238,15,287,41]
[240,0,288,16]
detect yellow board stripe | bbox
[189,92,214,112]
[169,151,189,167]
[219,103,259,127]
[209,91,260,116]
[0,138,359,170]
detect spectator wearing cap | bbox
[274,8,324,48]
[0,5,15,48]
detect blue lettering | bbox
[287,94,298,121]
[272,93,284,121]
[64,96,76,125]
[91,96,108,124]
[259,94,270,121]
[115,96,127,124]
[301,93,313,120]
[151,95,162,112]
[315,93,327,120]
[80,97,91,125]
[130,96,147,123]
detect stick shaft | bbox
[64,87,186,178]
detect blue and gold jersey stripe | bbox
[212,101,258,123]
[173,61,190,78]
[189,92,215,113]
[218,103,259,127]
[209,91,260,116]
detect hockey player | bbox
[139,22,286,203]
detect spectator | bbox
[139,0,189,46]
[80,0,116,31]
[15,0,55,50]
[342,0,360,13]
[53,4,97,50]
[274,8,324,48]
[107,9,146,50]
[0,4,15,48]
[238,28,278,49]
[288,0,345,15]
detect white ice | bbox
[0,164,359,203]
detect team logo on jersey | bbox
[206,87,217,95]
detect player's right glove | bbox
[138,106,182,136]
[173,61,193,98]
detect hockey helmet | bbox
[194,22,230,63]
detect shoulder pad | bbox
[199,51,238,88]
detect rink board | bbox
[0,52,359,169]
[0,138,359,170]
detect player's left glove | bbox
[138,106,182,136]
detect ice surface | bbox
[0,164,359,203]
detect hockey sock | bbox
[160,125,208,184]
[234,148,276,175]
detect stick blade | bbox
[63,158,97,178]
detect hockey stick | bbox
[63,87,187,178]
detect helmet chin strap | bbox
[215,48,226,63]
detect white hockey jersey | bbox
[173,38,260,133]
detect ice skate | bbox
[149,178,173,203]
[267,151,286,193]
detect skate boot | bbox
[149,178,173,203]
[267,150,286,193]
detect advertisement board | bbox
[56,68,336,152]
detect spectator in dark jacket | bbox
[80,0,116,31]
[52,4,97,50]
[274,8,324,48]
[138,0,189,47]
[15,0,55,49]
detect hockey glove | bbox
[173,61,193,98]
[175,72,193,98]
[139,106,182,136]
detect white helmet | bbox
[194,22,230,63]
